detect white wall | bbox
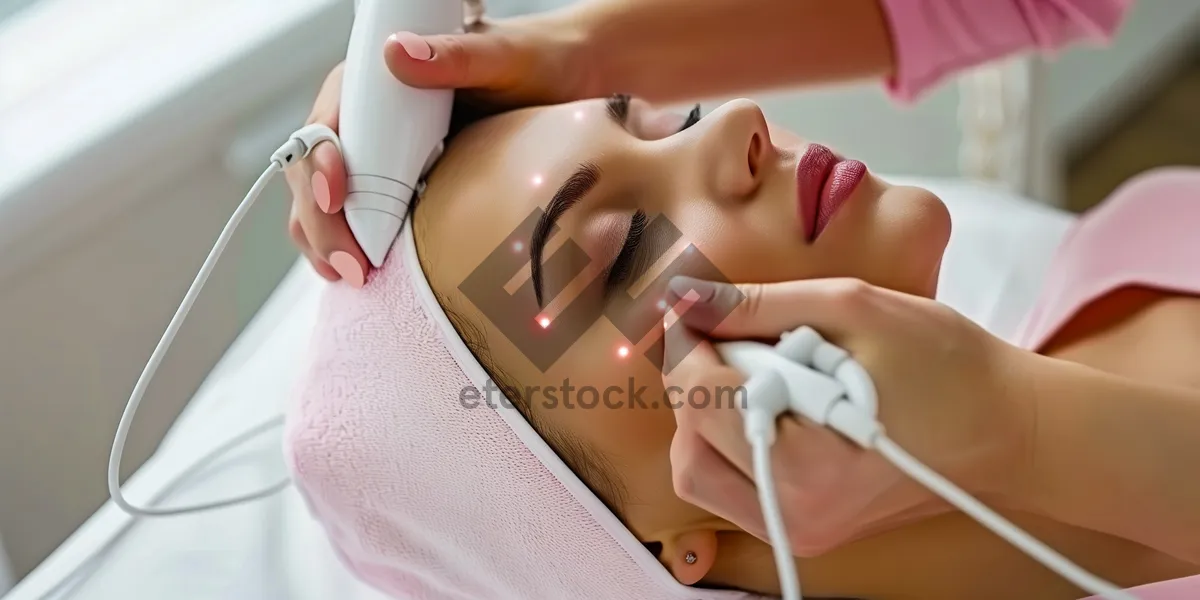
[0,0,1197,584]
[0,536,11,595]
[0,152,301,577]
[1048,0,1200,155]
[0,0,350,579]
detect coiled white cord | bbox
[739,326,1138,600]
[108,123,338,517]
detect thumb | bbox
[668,276,869,343]
[385,30,517,91]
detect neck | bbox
[700,532,868,600]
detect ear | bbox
[662,529,719,585]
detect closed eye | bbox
[601,95,702,294]
[605,94,702,135]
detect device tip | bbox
[345,209,402,268]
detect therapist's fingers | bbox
[287,144,367,289]
[385,31,524,93]
[668,276,886,343]
[288,198,340,282]
[309,141,347,215]
[307,63,342,130]
[662,308,756,478]
[670,426,767,536]
[384,10,588,110]
[295,189,368,289]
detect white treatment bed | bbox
[3,176,1075,600]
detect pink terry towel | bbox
[283,223,763,600]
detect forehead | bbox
[415,99,615,294]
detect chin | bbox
[874,185,952,297]
[907,188,953,296]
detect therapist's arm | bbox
[1007,355,1200,564]
[576,0,895,104]
[576,0,1134,104]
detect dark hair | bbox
[406,100,631,520]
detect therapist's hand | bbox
[283,62,369,288]
[384,7,594,111]
[286,5,589,287]
[662,276,1036,556]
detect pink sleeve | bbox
[878,0,1135,102]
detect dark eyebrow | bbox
[530,162,601,307]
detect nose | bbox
[696,99,771,201]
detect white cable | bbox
[872,434,1138,600]
[108,123,337,518]
[738,326,1141,600]
[52,416,286,598]
[108,161,288,516]
[749,434,802,600]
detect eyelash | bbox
[606,210,647,290]
[681,103,702,130]
[606,94,702,134]
[603,96,702,292]
[598,95,702,293]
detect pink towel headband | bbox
[284,221,762,599]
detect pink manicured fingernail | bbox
[330,251,364,289]
[312,171,331,213]
[667,276,716,303]
[389,32,432,60]
[663,307,680,330]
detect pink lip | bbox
[795,144,866,242]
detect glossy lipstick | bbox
[796,144,866,242]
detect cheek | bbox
[544,323,678,449]
[668,202,818,285]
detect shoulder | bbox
[1077,166,1200,235]
[1010,167,1200,351]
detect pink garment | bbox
[879,0,1135,102]
[1012,167,1200,599]
[1014,167,1200,350]
[283,223,762,600]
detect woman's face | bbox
[414,97,950,585]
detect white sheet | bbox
[4,263,392,600]
[3,176,1077,600]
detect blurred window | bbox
[0,0,41,21]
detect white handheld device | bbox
[107,0,460,520]
[717,327,1138,600]
[341,0,459,267]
